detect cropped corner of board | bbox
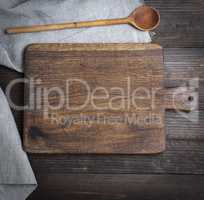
[24,43,166,154]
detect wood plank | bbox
[0,47,203,174]
[24,43,166,154]
[28,174,204,200]
[29,138,204,174]
[0,66,24,133]
[164,48,204,110]
[1,47,203,131]
[147,0,204,47]
[164,48,204,79]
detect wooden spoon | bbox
[6,5,160,34]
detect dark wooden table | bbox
[0,0,204,199]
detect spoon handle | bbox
[6,18,129,34]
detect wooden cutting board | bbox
[24,44,195,154]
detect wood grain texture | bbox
[147,0,204,47]
[0,0,203,198]
[0,48,203,175]
[28,174,204,200]
[23,44,198,154]
[24,43,166,154]
[0,46,204,198]
[29,131,204,175]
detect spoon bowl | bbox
[128,5,160,31]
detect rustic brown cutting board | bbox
[24,44,195,154]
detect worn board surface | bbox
[1,0,204,199]
[24,44,165,154]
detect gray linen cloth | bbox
[0,88,37,200]
[0,0,151,199]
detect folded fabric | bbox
[0,0,151,72]
[0,88,37,200]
